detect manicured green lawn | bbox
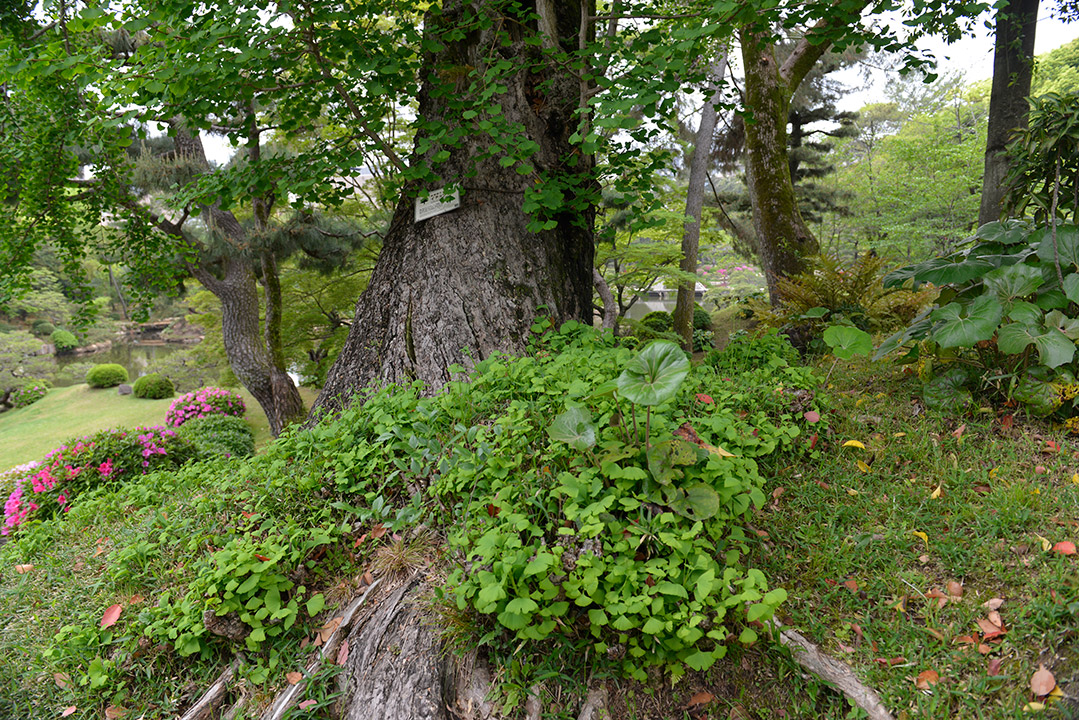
[0,384,321,470]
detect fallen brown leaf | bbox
[843,579,859,593]
[946,580,963,599]
[987,658,1002,676]
[1031,666,1056,696]
[686,691,715,708]
[53,673,72,689]
[104,707,127,719]
[14,564,33,574]
[875,656,907,666]
[915,669,940,690]
[982,598,1004,610]
[978,643,992,655]
[286,671,303,685]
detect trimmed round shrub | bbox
[32,320,56,337]
[693,305,712,331]
[177,414,255,458]
[133,373,175,399]
[86,363,129,388]
[2,426,196,536]
[11,378,50,408]
[51,328,78,354]
[641,310,673,333]
[166,386,246,427]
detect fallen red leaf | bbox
[298,699,317,711]
[815,479,831,490]
[61,707,76,718]
[336,639,350,666]
[875,656,906,666]
[951,424,966,441]
[837,643,856,653]
[241,510,254,518]
[987,658,1002,676]
[808,433,819,449]
[100,604,123,629]
[369,524,387,539]
[1000,414,1014,430]
[695,393,714,405]
[254,554,271,562]
[977,617,1006,640]
[486,504,499,517]
[843,579,859,593]
[1031,666,1056,696]
[977,643,992,655]
[804,410,820,423]
[953,635,978,646]
[850,623,864,645]
[915,669,940,690]
[1044,440,1062,453]
[1052,541,1076,555]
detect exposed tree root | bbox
[777,625,895,720]
[178,656,243,720]
[260,578,382,720]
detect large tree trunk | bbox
[674,55,727,350]
[314,1,594,415]
[978,0,1039,225]
[740,27,820,304]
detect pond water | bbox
[52,342,186,387]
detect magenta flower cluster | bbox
[165,387,246,428]
[1,426,189,536]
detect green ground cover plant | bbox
[0,322,827,717]
[177,414,255,459]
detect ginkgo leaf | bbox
[100,604,122,629]
[1035,534,1053,552]
[856,460,872,473]
[912,530,929,548]
[842,440,866,449]
[930,484,943,499]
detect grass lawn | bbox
[0,384,321,471]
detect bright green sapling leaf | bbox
[929,295,1003,348]
[548,407,597,451]
[617,340,690,406]
[822,325,873,360]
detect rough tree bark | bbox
[740,27,821,303]
[313,0,594,415]
[978,0,1039,226]
[674,54,727,350]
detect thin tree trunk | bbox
[978,0,1039,226]
[171,124,304,436]
[314,0,594,416]
[674,54,727,350]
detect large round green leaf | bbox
[616,340,690,406]
[822,325,873,360]
[929,295,1003,348]
[998,322,1076,368]
[975,220,1031,245]
[1034,224,1079,271]
[548,407,597,451]
[982,264,1043,302]
[922,367,973,414]
[883,255,995,290]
